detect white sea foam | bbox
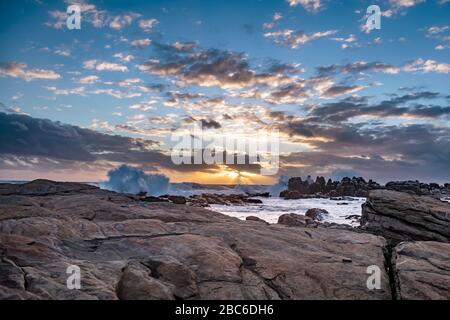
[210,197,366,226]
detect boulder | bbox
[277,213,313,227]
[245,198,263,204]
[245,216,269,224]
[305,208,329,222]
[361,190,450,244]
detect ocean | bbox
[210,196,365,226]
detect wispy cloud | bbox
[131,38,152,47]
[0,62,61,81]
[83,59,128,72]
[264,29,337,48]
[138,18,158,31]
[77,75,99,84]
[287,0,323,13]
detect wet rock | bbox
[141,196,169,203]
[247,192,270,198]
[188,193,263,206]
[167,196,187,205]
[245,198,263,204]
[305,208,329,222]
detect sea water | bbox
[210,197,366,226]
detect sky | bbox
[0,0,449,184]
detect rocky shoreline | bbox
[279,176,450,199]
[0,179,449,300]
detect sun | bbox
[224,169,240,179]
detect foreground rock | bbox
[0,180,391,300]
[392,241,450,300]
[361,190,450,244]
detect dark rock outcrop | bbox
[166,195,187,205]
[361,190,450,244]
[188,194,263,207]
[385,180,449,197]
[280,176,381,199]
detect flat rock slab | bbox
[393,241,450,300]
[0,180,392,300]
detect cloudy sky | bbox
[0,0,449,184]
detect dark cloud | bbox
[0,112,162,162]
[0,112,268,176]
[307,91,447,123]
[138,44,303,90]
[276,122,450,183]
[322,85,363,98]
[0,112,227,174]
[200,119,222,129]
[265,61,303,75]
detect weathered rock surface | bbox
[392,241,450,300]
[2,180,450,300]
[361,190,450,244]
[0,180,392,300]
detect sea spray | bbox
[267,175,290,196]
[100,164,169,196]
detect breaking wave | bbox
[100,164,170,196]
